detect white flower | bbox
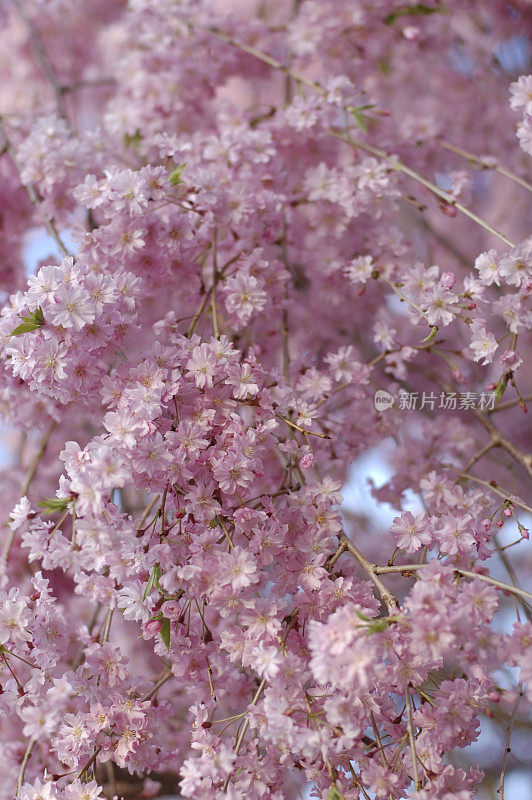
[117,580,153,623]
[249,643,282,680]
[64,780,104,800]
[8,496,32,532]
[223,272,267,325]
[19,776,57,800]
[517,117,532,156]
[474,249,502,286]
[499,244,531,287]
[345,255,374,284]
[51,285,95,329]
[0,588,31,645]
[20,703,58,738]
[27,265,62,304]
[469,324,498,365]
[103,409,140,448]
[510,74,532,115]
[36,339,69,381]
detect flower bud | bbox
[300,453,315,469]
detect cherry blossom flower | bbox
[0,588,31,645]
[50,285,95,330]
[0,5,528,799]
[223,272,267,325]
[510,73,532,114]
[469,322,498,365]
[390,511,432,552]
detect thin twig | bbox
[137,494,161,531]
[0,122,70,257]
[234,678,266,755]
[141,668,173,702]
[192,23,324,95]
[405,686,421,790]
[100,608,114,644]
[333,131,515,248]
[370,711,390,768]
[400,200,471,267]
[494,536,532,623]
[3,420,56,562]
[278,415,331,439]
[20,421,56,497]
[221,677,267,792]
[489,395,532,414]
[472,410,532,479]
[76,746,102,779]
[187,287,215,337]
[381,276,431,324]
[339,534,398,613]
[217,517,235,550]
[15,738,36,797]
[461,437,497,474]
[374,563,532,603]
[442,463,532,515]
[439,140,532,195]
[325,540,347,572]
[196,23,515,247]
[211,229,220,339]
[10,0,68,119]
[498,684,523,799]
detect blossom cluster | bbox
[0,1,530,800]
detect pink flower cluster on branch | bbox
[0,1,530,799]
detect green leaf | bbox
[10,306,45,337]
[368,619,391,633]
[495,373,509,402]
[38,496,71,514]
[168,162,187,185]
[160,617,171,650]
[347,104,378,132]
[421,325,438,344]
[328,786,345,800]
[143,563,162,600]
[385,4,447,25]
[10,322,41,336]
[124,129,142,149]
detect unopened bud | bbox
[144,619,162,636]
[440,203,457,217]
[403,26,421,41]
[440,272,456,290]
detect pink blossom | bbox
[469,322,498,365]
[0,5,527,798]
[390,511,432,552]
[223,272,267,325]
[0,588,31,645]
